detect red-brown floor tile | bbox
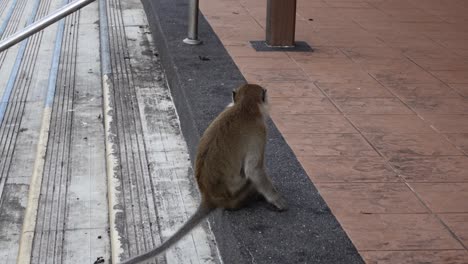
[242,68,310,83]
[445,134,468,155]
[225,45,289,58]
[422,115,468,133]
[324,1,372,9]
[361,250,468,264]
[298,156,400,183]
[370,0,418,10]
[410,183,468,213]
[450,84,468,97]
[439,214,468,248]
[381,8,443,23]
[285,133,378,156]
[269,97,339,115]
[313,29,387,48]
[411,57,468,71]
[405,97,468,115]
[389,156,468,182]
[316,183,428,215]
[431,70,468,83]
[384,83,461,99]
[272,114,356,134]
[332,98,412,114]
[262,82,325,98]
[305,68,376,84]
[338,8,392,22]
[316,81,394,98]
[287,46,347,59]
[369,64,440,85]
[403,45,460,60]
[234,57,299,70]
[348,115,435,134]
[365,133,463,159]
[339,214,464,251]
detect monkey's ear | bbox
[232,90,237,103]
[261,88,267,102]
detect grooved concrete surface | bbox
[0,0,220,263]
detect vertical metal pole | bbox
[266,0,296,47]
[183,0,202,45]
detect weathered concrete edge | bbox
[139,0,364,263]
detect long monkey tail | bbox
[120,203,215,264]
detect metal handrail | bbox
[0,0,96,53]
[0,0,201,52]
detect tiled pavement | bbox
[200,0,468,262]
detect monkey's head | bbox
[231,84,269,114]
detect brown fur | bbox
[121,84,286,264]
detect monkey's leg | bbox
[225,181,259,210]
[245,167,287,211]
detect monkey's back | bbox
[194,105,266,207]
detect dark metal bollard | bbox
[266,0,297,47]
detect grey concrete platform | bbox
[0,0,220,263]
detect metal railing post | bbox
[183,0,202,45]
[0,0,96,53]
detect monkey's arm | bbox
[244,150,287,211]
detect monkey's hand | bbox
[272,196,288,211]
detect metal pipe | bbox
[0,0,96,53]
[183,0,201,45]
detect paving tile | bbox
[338,8,392,22]
[303,66,375,83]
[410,183,468,213]
[339,214,464,250]
[332,98,412,114]
[272,114,356,134]
[269,97,339,115]
[370,0,418,9]
[242,68,310,83]
[449,83,468,97]
[431,70,468,83]
[369,63,440,85]
[384,83,461,99]
[377,32,443,50]
[434,38,468,50]
[422,115,468,133]
[361,250,468,264]
[402,45,461,60]
[381,8,443,23]
[389,156,468,182]
[348,115,435,134]
[445,133,468,154]
[439,214,468,248]
[298,156,400,183]
[316,183,428,214]
[410,57,468,71]
[324,1,373,8]
[261,82,325,98]
[405,97,468,114]
[287,46,347,59]
[340,47,405,63]
[365,133,463,159]
[225,45,289,58]
[312,28,387,47]
[284,133,378,156]
[234,57,299,70]
[316,81,394,98]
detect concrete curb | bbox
[140,0,364,263]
